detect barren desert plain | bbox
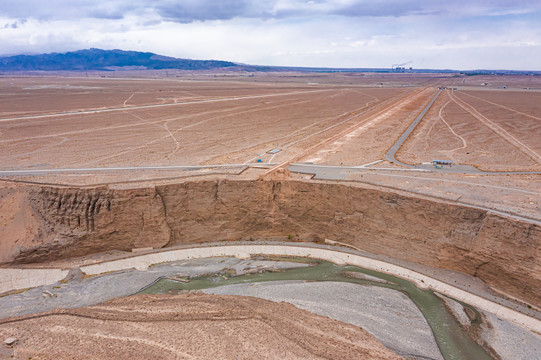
[0,71,540,359]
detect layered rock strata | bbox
[0,180,539,306]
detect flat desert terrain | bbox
[1,72,539,219]
[0,76,411,169]
[1,72,540,360]
[397,88,541,171]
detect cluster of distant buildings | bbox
[392,66,413,73]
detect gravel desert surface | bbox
[1,72,540,360]
[205,281,443,359]
[1,74,539,216]
[0,76,410,169]
[397,89,541,171]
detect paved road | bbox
[2,162,538,225]
[287,163,541,225]
[385,89,442,165]
[380,88,540,175]
[289,163,430,180]
[289,163,541,194]
[261,88,424,178]
[0,163,276,176]
[0,89,332,123]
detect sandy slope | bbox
[0,293,401,360]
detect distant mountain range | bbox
[0,48,538,74]
[0,48,240,71]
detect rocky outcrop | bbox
[0,179,539,306]
[1,185,170,263]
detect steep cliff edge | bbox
[0,180,539,306]
[0,185,170,264]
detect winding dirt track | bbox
[0,89,333,123]
[456,90,541,121]
[448,90,541,163]
[0,80,410,171]
[393,87,541,171]
[431,100,467,161]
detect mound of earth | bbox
[0,293,401,359]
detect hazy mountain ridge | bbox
[0,48,238,71]
[0,49,539,74]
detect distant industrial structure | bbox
[392,61,413,72]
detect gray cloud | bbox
[332,0,541,18]
[2,19,26,29]
[332,1,428,18]
[0,0,265,22]
[1,0,540,69]
[1,0,540,23]
[0,0,137,20]
[154,0,273,23]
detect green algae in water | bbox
[138,259,494,360]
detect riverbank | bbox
[2,243,540,332]
[2,179,539,308]
[2,245,541,359]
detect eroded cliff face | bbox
[0,186,170,263]
[1,179,539,306]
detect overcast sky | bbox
[1,0,540,70]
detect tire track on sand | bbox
[448,90,541,164]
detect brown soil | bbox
[1,73,540,310]
[397,89,541,171]
[0,77,409,170]
[2,179,540,307]
[301,87,438,165]
[0,293,401,360]
[345,171,541,221]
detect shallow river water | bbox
[139,258,493,360]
